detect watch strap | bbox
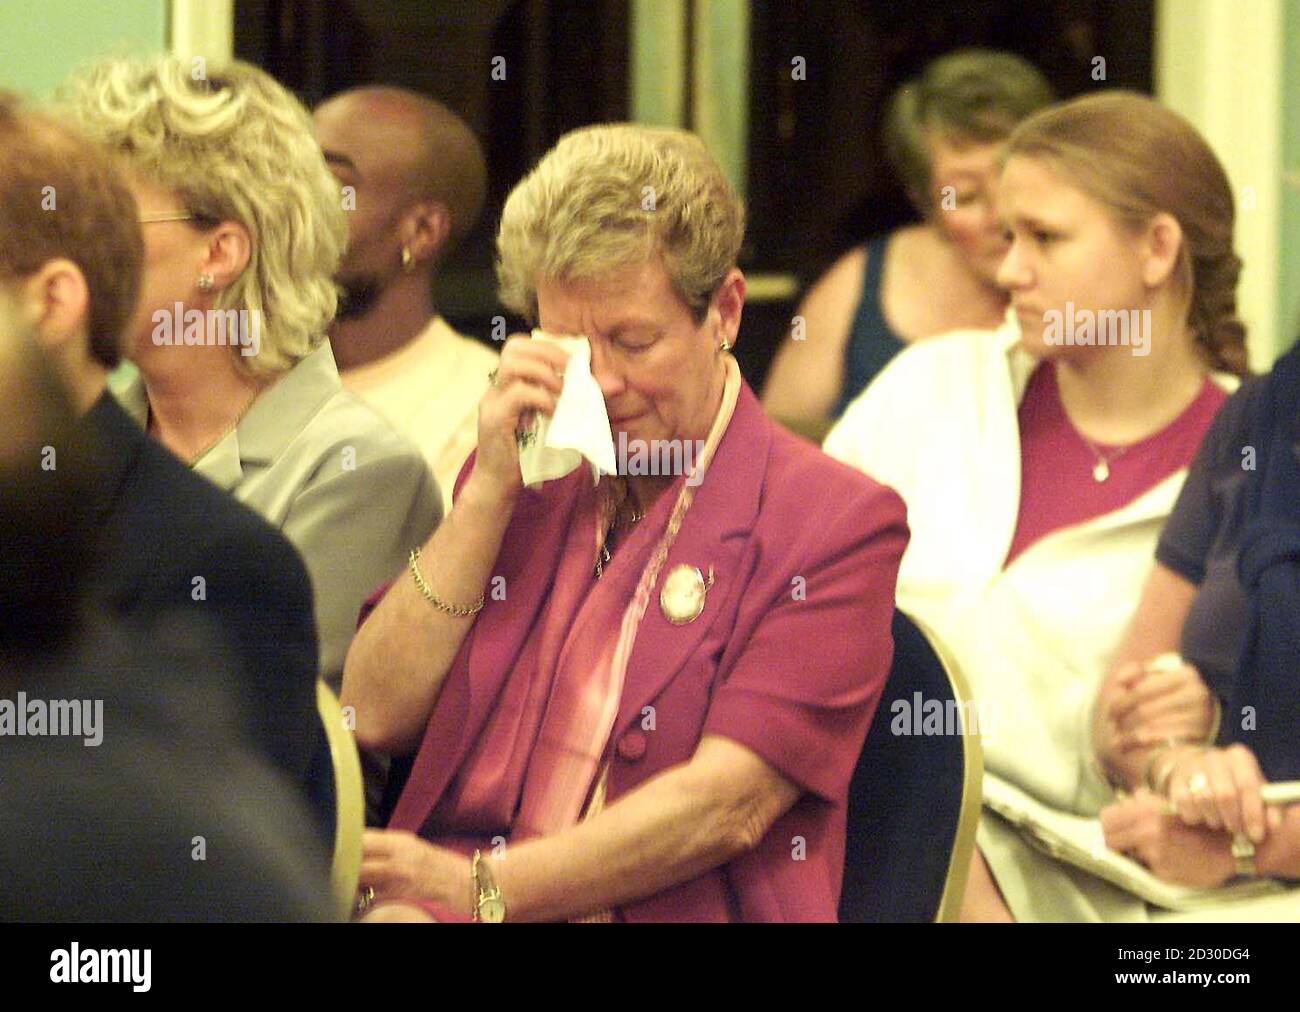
[1231,833,1257,878]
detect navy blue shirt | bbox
[1156,377,1263,701]
[832,235,907,419]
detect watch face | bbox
[480,898,506,923]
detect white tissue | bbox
[517,331,617,488]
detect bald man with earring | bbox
[315,87,499,513]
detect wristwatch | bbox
[471,849,506,922]
[1231,833,1257,878]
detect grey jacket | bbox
[116,342,442,692]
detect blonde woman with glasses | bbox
[63,57,441,817]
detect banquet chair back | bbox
[317,680,364,919]
[839,609,984,922]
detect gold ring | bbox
[488,368,501,388]
[354,884,376,917]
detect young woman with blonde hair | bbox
[826,90,1260,921]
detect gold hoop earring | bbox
[197,273,214,293]
[718,339,732,354]
[400,247,413,271]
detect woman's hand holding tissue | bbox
[472,333,571,503]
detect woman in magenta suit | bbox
[340,124,908,922]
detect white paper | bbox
[517,331,617,488]
[982,773,1285,911]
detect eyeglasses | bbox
[138,212,197,224]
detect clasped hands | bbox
[1093,654,1217,779]
[1095,654,1280,886]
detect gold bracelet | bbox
[1205,696,1223,746]
[471,849,506,922]
[1231,833,1257,878]
[408,548,484,617]
[1142,738,1188,794]
[1148,741,1208,797]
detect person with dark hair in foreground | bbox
[0,297,334,922]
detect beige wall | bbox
[1156,0,1286,367]
[171,0,233,63]
[630,0,750,199]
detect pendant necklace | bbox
[1077,434,1131,483]
[594,487,645,579]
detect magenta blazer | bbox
[389,383,908,921]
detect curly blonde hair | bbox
[59,56,346,375]
[496,124,745,323]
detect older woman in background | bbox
[0,294,335,922]
[342,124,908,922]
[61,58,441,695]
[763,49,1055,439]
[825,91,1248,921]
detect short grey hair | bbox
[496,124,745,324]
[883,49,1055,213]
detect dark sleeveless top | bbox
[833,235,908,419]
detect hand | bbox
[1165,744,1281,843]
[359,902,438,923]
[358,829,472,918]
[1093,659,1143,780]
[472,333,570,502]
[1106,656,1215,752]
[1100,789,1236,888]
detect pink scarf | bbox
[417,357,741,840]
